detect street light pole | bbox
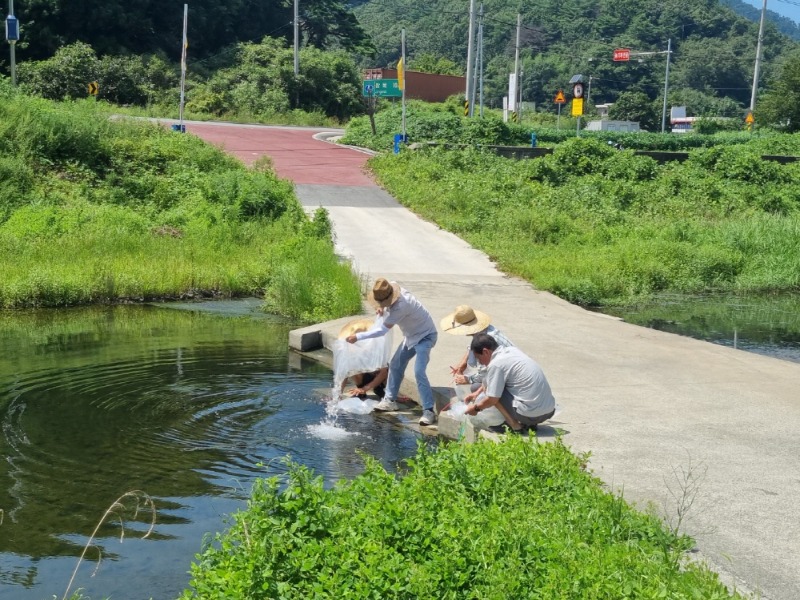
[465,0,475,115]
[293,0,299,76]
[750,0,767,112]
[7,0,16,87]
[661,38,672,134]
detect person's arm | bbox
[346,322,392,344]
[464,392,499,415]
[349,368,388,396]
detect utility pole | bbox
[6,0,17,86]
[465,0,476,116]
[293,0,299,76]
[660,38,672,134]
[750,0,767,113]
[478,3,484,117]
[401,28,407,138]
[471,5,481,114]
[514,13,521,117]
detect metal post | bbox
[478,4,484,117]
[401,29,406,139]
[514,13,521,117]
[7,0,15,87]
[587,75,592,105]
[750,0,767,112]
[178,4,188,129]
[471,10,480,114]
[660,38,671,134]
[293,0,299,76]
[465,0,475,115]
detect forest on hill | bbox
[720,0,800,40]
[354,0,798,118]
[2,0,799,128]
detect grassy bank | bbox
[0,87,360,320]
[182,437,740,599]
[367,140,800,306]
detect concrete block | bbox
[288,327,322,352]
[437,412,477,443]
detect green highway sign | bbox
[362,79,402,98]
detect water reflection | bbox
[0,304,427,600]
[599,292,800,363]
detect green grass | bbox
[0,91,360,321]
[367,140,800,306]
[181,437,740,599]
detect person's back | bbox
[383,288,436,348]
[486,346,555,419]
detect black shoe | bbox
[487,424,525,435]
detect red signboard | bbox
[613,48,631,62]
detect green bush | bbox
[366,138,800,306]
[182,438,739,599]
[0,93,359,317]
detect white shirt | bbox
[383,287,436,348]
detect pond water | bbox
[0,301,427,600]
[599,292,800,364]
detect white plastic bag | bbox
[333,317,393,384]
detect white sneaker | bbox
[419,409,437,426]
[374,398,399,412]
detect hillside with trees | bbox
[354,0,798,121]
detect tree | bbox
[608,91,660,130]
[409,53,462,76]
[757,49,800,132]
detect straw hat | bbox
[440,305,491,335]
[338,318,375,339]
[367,278,401,308]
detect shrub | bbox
[181,438,739,599]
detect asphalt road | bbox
[184,120,800,600]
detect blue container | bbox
[171,124,186,133]
[5,15,19,42]
[530,132,538,148]
[393,133,407,154]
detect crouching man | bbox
[464,333,556,434]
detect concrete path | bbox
[187,121,800,600]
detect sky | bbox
[743,0,800,24]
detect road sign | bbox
[88,81,99,96]
[572,82,584,99]
[745,111,754,125]
[362,79,402,98]
[554,90,566,104]
[464,100,469,116]
[571,98,584,117]
[363,69,383,80]
[613,48,631,62]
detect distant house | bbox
[369,68,465,103]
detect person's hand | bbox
[464,403,478,416]
[348,387,367,396]
[346,334,357,344]
[464,392,478,403]
[376,307,385,316]
[453,374,469,385]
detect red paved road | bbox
[185,123,376,187]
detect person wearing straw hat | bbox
[346,278,438,426]
[440,305,514,393]
[464,333,556,434]
[337,318,388,399]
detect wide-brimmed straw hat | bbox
[338,318,375,339]
[367,278,401,308]
[440,305,491,335]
